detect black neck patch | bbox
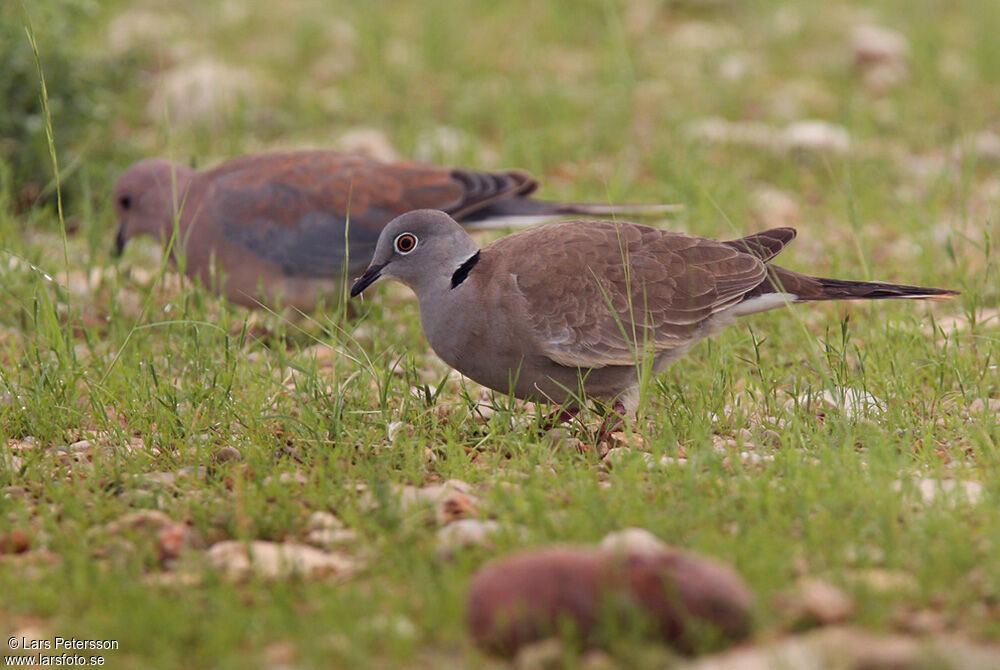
[451,251,481,289]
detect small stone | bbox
[780,121,851,154]
[8,437,40,451]
[658,456,688,468]
[852,25,908,69]
[602,447,637,467]
[206,541,356,580]
[68,439,93,455]
[898,478,984,505]
[396,479,480,525]
[177,466,207,480]
[970,132,1000,161]
[851,25,909,94]
[781,579,855,628]
[896,608,947,635]
[103,510,173,534]
[608,431,646,450]
[157,522,191,563]
[335,128,398,163]
[263,640,296,669]
[137,471,177,488]
[792,388,884,419]
[305,527,358,549]
[599,528,667,557]
[760,429,782,446]
[214,446,243,463]
[307,511,343,531]
[1,486,29,501]
[148,59,259,127]
[467,545,752,656]
[0,529,31,554]
[685,117,776,148]
[579,649,618,670]
[436,519,505,556]
[717,53,751,82]
[304,512,356,548]
[436,490,479,525]
[359,614,418,640]
[846,569,918,594]
[752,186,801,228]
[264,471,308,486]
[682,626,915,670]
[414,125,472,163]
[968,397,1000,414]
[386,421,406,443]
[512,638,564,670]
[105,8,181,57]
[542,427,573,446]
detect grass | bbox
[2,0,1000,667]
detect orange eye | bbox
[394,232,418,254]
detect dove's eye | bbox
[119,195,132,210]
[394,233,418,254]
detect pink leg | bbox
[538,405,580,432]
[594,399,627,444]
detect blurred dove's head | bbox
[113,159,194,256]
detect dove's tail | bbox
[718,228,959,316]
[730,266,959,317]
[762,266,959,302]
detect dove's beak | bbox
[350,262,386,297]
[113,224,127,257]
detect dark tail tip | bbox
[815,277,960,301]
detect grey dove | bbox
[351,210,957,421]
[113,151,677,311]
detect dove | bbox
[350,209,957,432]
[112,151,677,311]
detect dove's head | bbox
[113,159,194,255]
[350,209,480,297]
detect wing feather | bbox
[491,220,770,368]
[198,152,536,277]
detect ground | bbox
[1,0,999,668]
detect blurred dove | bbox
[113,151,678,311]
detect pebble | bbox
[435,519,505,556]
[968,397,1000,414]
[214,446,243,463]
[852,25,907,65]
[845,568,919,595]
[791,388,884,419]
[0,529,31,554]
[896,478,984,506]
[466,545,752,656]
[157,523,191,563]
[781,578,855,628]
[752,186,801,228]
[206,541,356,580]
[682,625,1000,670]
[101,510,174,534]
[148,59,259,127]
[394,479,480,525]
[780,120,851,154]
[599,528,667,557]
[851,25,909,94]
[336,128,399,163]
[304,512,357,548]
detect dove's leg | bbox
[594,399,627,444]
[537,406,580,433]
